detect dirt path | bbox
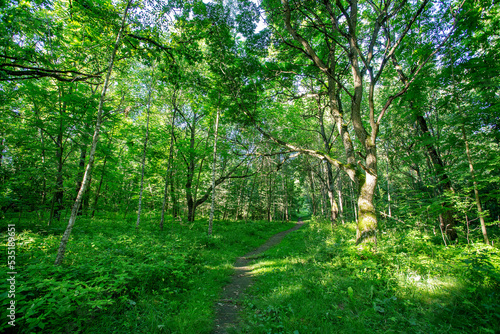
[212,221,304,334]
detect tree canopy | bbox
[1,0,499,252]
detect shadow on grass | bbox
[237,221,500,334]
[0,214,296,334]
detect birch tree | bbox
[208,108,220,235]
[54,0,133,265]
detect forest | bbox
[1,0,499,333]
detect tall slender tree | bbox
[54,0,133,265]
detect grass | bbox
[2,212,499,333]
[237,217,500,334]
[0,212,296,333]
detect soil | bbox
[212,221,304,334]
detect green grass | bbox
[2,213,499,334]
[0,212,296,333]
[237,218,500,334]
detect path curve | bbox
[213,221,304,334]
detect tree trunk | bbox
[208,108,220,235]
[54,0,132,265]
[267,171,273,222]
[75,145,87,215]
[450,54,489,244]
[317,98,340,225]
[0,137,3,168]
[391,54,457,240]
[50,141,64,223]
[283,174,289,221]
[37,123,48,207]
[90,131,117,218]
[234,174,246,220]
[350,179,358,222]
[185,112,197,222]
[416,114,457,240]
[160,98,177,230]
[50,94,65,224]
[245,173,257,223]
[461,124,489,244]
[308,167,317,216]
[336,175,344,224]
[136,65,155,229]
[384,144,392,218]
[326,163,339,227]
[91,155,107,218]
[171,171,179,218]
[356,143,378,248]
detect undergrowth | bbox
[238,217,500,334]
[0,212,295,333]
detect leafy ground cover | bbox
[0,212,295,333]
[238,218,500,334]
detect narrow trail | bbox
[213,221,304,334]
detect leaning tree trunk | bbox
[391,54,458,240]
[207,108,220,236]
[54,0,133,265]
[136,65,155,229]
[416,114,457,240]
[75,144,87,216]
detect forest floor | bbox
[228,218,500,334]
[1,214,498,333]
[213,221,304,333]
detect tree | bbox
[207,106,220,235]
[136,65,155,229]
[54,0,133,265]
[238,0,462,248]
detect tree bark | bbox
[356,142,378,248]
[208,108,220,235]
[308,166,317,216]
[75,144,87,215]
[91,155,107,218]
[50,89,66,224]
[54,0,132,265]
[391,53,458,240]
[318,97,340,224]
[451,55,489,244]
[245,173,257,222]
[461,124,489,244]
[90,129,117,218]
[185,112,198,222]
[416,114,457,240]
[136,65,155,229]
[171,170,179,218]
[336,175,344,224]
[160,97,177,230]
[0,137,3,168]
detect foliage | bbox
[238,218,500,333]
[0,215,295,333]
[0,0,499,332]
